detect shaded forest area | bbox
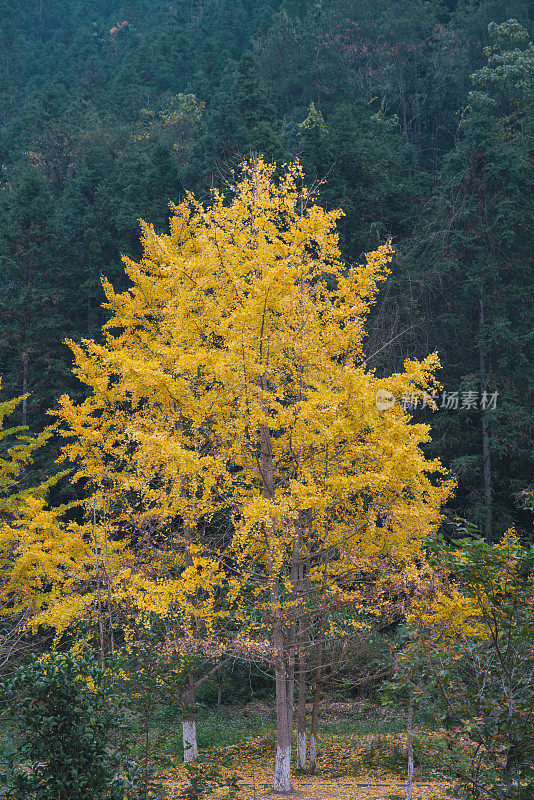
[0,0,533,539]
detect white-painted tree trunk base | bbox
[273,745,292,792]
[296,731,307,771]
[406,751,414,800]
[183,718,198,762]
[309,734,317,774]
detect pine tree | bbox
[427,20,534,539]
[0,170,65,427]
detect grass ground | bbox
[152,701,450,800]
[0,699,449,799]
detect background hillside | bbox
[0,0,532,538]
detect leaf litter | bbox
[163,730,449,800]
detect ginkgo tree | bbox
[54,159,453,792]
[0,383,95,654]
[0,384,232,765]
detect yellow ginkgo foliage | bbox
[54,159,453,791]
[0,385,96,646]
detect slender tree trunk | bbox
[181,509,199,762]
[87,287,92,337]
[143,702,151,800]
[405,692,414,800]
[22,353,28,427]
[102,520,115,655]
[260,393,293,793]
[296,539,308,772]
[478,293,493,541]
[296,651,307,772]
[270,532,295,792]
[272,610,293,792]
[216,670,222,710]
[401,97,408,141]
[92,501,105,667]
[182,676,199,763]
[481,412,492,540]
[309,636,323,775]
[286,525,298,734]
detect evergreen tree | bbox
[410,20,534,539]
[0,170,65,425]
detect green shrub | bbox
[402,531,534,800]
[178,763,241,800]
[0,652,136,800]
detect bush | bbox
[402,531,534,800]
[0,652,136,800]
[178,763,241,800]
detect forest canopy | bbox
[1,0,532,537]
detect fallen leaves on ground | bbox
[163,731,450,800]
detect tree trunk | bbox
[216,670,222,710]
[260,394,294,793]
[405,692,414,800]
[286,524,298,736]
[296,537,308,772]
[182,677,198,763]
[478,293,493,541]
[481,412,492,540]
[102,523,115,656]
[270,538,295,793]
[180,508,199,762]
[296,662,307,772]
[142,702,151,800]
[22,352,28,427]
[401,97,408,141]
[92,501,105,667]
[273,611,293,792]
[309,636,323,775]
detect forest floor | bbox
[160,700,450,800]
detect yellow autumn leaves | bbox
[2,158,454,652]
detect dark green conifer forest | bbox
[0,0,532,539]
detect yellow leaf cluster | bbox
[6,160,454,647]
